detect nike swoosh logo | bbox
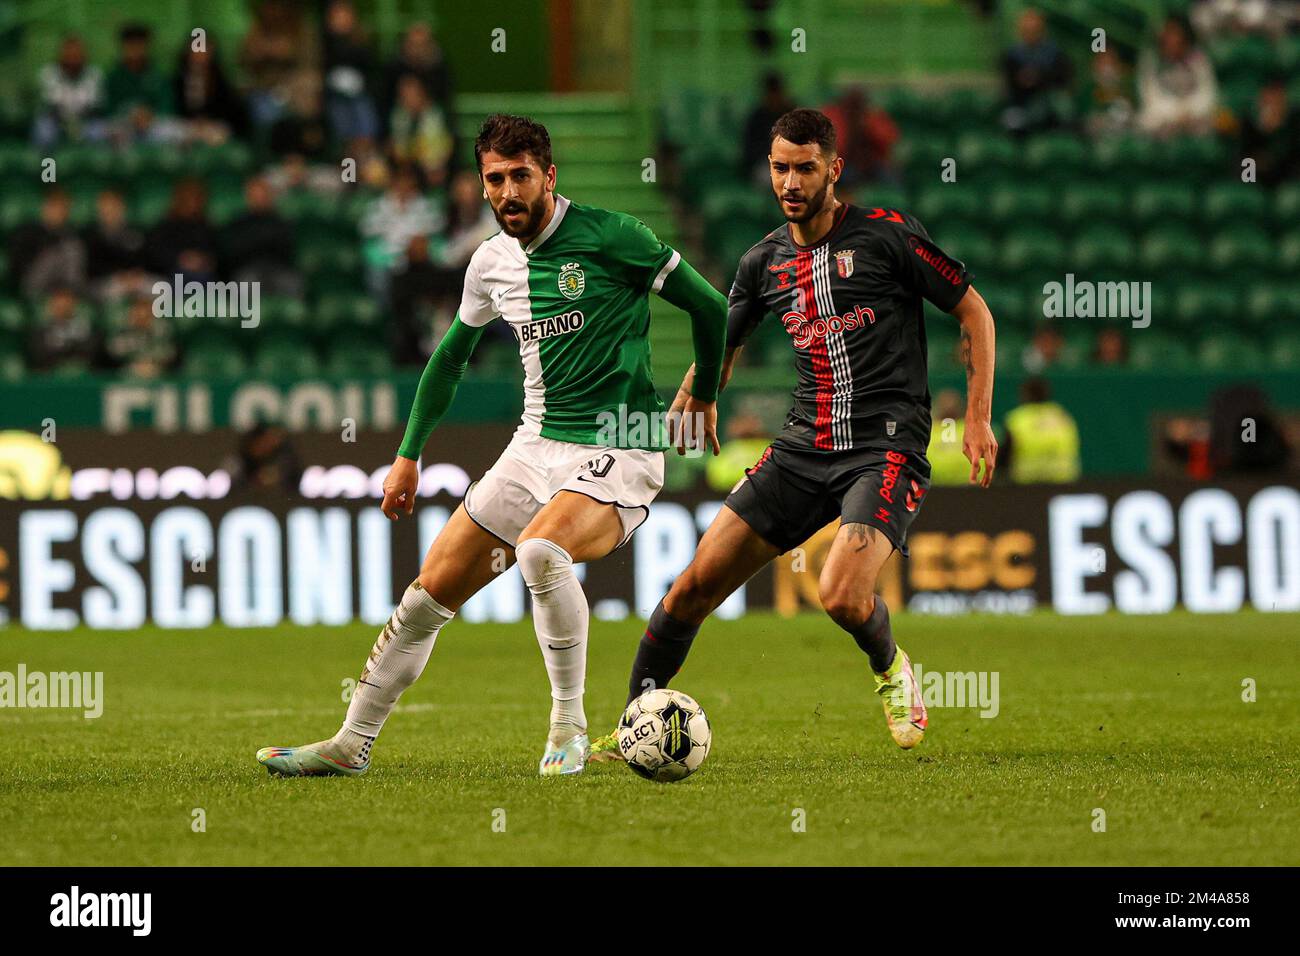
[546,644,574,650]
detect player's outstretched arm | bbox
[656,258,727,456]
[667,346,745,457]
[951,285,998,487]
[382,315,486,519]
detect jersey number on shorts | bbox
[582,453,616,478]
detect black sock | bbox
[848,595,896,673]
[626,600,700,707]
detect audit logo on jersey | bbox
[781,303,875,349]
[518,309,585,342]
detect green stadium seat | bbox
[933,226,995,266]
[1206,228,1273,274]
[1130,182,1198,226]
[1092,136,1162,176]
[914,185,983,226]
[1202,183,1269,225]
[252,339,320,378]
[998,227,1066,275]
[317,292,382,334]
[1023,132,1090,178]
[324,339,392,376]
[971,282,1032,328]
[182,344,246,378]
[1267,331,1300,369]
[0,350,25,382]
[0,297,28,333]
[1129,332,1194,370]
[256,295,307,327]
[0,192,41,231]
[1069,226,1136,273]
[1198,331,1264,371]
[1173,284,1241,328]
[1164,136,1229,180]
[1058,181,1127,227]
[1138,226,1203,276]
[954,132,1020,178]
[1280,231,1300,273]
[987,182,1055,224]
[1275,183,1300,224]
[1244,283,1300,328]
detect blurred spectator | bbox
[1021,323,1064,373]
[33,34,104,147]
[241,0,321,131]
[1079,46,1136,138]
[706,411,771,493]
[1238,76,1300,186]
[265,150,349,196]
[322,0,379,143]
[104,293,177,378]
[1137,16,1218,137]
[926,389,972,486]
[173,40,247,142]
[1000,7,1074,135]
[222,175,301,297]
[742,71,795,181]
[820,86,900,191]
[389,73,454,187]
[1000,377,1081,484]
[1191,0,1289,39]
[361,163,443,297]
[435,169,498,269]
[28,288,98,373]
[229,423,303,493]
[1208,384,1291,475]
[8,189,86,299]
[382,23,453,129]
[1092,327,1129,366]
[104,24,173,141]
[389,235,446,364]
[144,178,218,281]
[1162,416,1214,479]
[83,189,147,300]
[268,86,331,159]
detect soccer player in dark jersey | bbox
[590,108,998,758]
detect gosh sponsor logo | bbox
[781,304,875,349]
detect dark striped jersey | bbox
[726,202,972,454]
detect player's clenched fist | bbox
[381,455,420,519]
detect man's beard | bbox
[779,177,831,224]
[493,194,548,238]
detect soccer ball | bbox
[617,688,711,782]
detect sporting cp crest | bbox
[558,262,586,299]
[835,249,855,278]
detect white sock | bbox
[342,581,454,740]
[516,538,588,741]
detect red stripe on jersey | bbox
[795,250,834,450]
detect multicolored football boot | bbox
[538,731,590,776]
[587,729,624,764]
[257,739,370,777]
[874,647,927,749]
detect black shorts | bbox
[724,442,931,556]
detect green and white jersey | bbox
[459,195,681,450]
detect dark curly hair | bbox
[769,108,837,156]
[474,113,553,171]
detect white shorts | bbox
[463,425,665,550]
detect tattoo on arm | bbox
[960,327,974,384]
[842,522,880,553]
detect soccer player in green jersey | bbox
[258,114,726,777]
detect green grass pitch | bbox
[1,610,1297,866]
